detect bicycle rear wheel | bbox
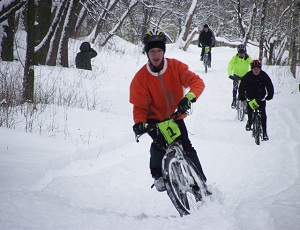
[162,144,208,216]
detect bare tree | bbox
[258,0,268,61]
[174,0,199,50]
[0,0,26,61]
[0,13,15,61]
[290,0,300,78]
[46,0,69,66]
[90,0,120,44]
[0,0,26,23]
[34,0,52,65]
[23,0,35,102]
[100,0,140,46]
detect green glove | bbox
[177,92,196,113]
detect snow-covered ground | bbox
[1,37,300,230]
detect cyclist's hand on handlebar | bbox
[177,92,196,113]
[235,75,242,81]
[133,122,146,135]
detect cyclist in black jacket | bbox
[198,24,215,67]
[238,60,274,141]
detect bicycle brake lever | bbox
[135,134,140,143]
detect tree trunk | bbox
[59,0,78,67]
[35,2,65,65]
[243,3,256,45]
[183,27,198,51]
[182,0,198,42]
[91,0,120,44]
[268,40,275,65]
[23,0,35,103]
[34,0,52,65]
[237,0,246,38]
[290,0,300,78]
[70,0,86,39]
[0,14,15,61]
[258,0,268,61]
[175,0,198,49]
[46,0,68,66]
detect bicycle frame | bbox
[135,111,210,216]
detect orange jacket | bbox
[130,58,205,123]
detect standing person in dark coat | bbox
[238,60,274,141]
[198,24,215,67]
[75,42,97,70]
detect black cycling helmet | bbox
[251,59,262,69]
[142,28,167,53]
[237,44,246,53]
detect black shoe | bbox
[200,56,203,61]
[262,133,269,141]
[245,122,252,131]
[231,97,236,109]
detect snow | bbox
[1,37,300,230]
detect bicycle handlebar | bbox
[246,97,266,102]
[135,111,186,143]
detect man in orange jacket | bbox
[129,28,207,192]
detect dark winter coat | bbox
[238,69,274,101]
[198,29,216,47]
[75,42,97,70]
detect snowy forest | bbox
[0,0,299,124]
[1,1,300,228]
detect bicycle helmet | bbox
[237,44,246,53]
[142,28,167,53]
[251,59,262,69]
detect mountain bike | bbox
[202,46,210,73]
[236,100,247,121]
[135,111,211,216]
[248,98,264,145]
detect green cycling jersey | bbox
[228,54,253,78]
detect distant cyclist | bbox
[227,44,252,109]
[198,24,215,67]
[130,28,207,192]
[238,60,274,141]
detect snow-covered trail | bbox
[0,43,299,230]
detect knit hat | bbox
[145,41,166,54]
[204,24,209,28]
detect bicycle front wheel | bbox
[162,146,208,216]
[203,56,208,73]
[252,113,261,145]
[237,100,245,121]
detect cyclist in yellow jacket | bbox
[227,44,252,108]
